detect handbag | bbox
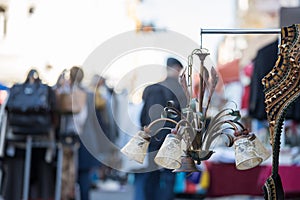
[95,89,106,110]
[6,82,51,113]
[8,113,52,135]
[6,81,54,135]
[55,86,87,114]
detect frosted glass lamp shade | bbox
[154,134,182,169]
[252,134,271,161]
[121,131,150,164]
[234,136,263,170]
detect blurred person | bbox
[4,68,56,200]
[68,67,103,200]
[89,75,110,141]
[54,66,103,200]
[89,75,127,187]
[134,58,187,200]
[53,68,80,200]
[88,75,113,183]
[95,75,118,144]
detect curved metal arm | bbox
[203,127,236,150]
[175,119,196,132]
[203,108,235,140]
[177,125,195,147]
[144,118,178,133]
[163,104,188,121]
[152,127,174,141]
[203,119,244,150]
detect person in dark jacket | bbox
[134,57,187,200]
[249,40,300,121]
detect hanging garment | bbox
[262,24,300,200]
[249,40,279,120]
[249,39,300,121]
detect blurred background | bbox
[1,0,300,199]
[0,0,286,87]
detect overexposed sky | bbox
[0,0,235,86]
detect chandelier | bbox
[121,48,270,172]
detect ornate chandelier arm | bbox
[203,109,235,140]
[187,52,194,102]
[152,127,174,136]
[207,108,233,125]
[175,119,198,147]
[209,119,244,138]
[175,119,196,132]
[203,67,219,119]
[177,126,196,148]
[228,120,249,137]
[162,100,191,122]
[205,108,240,133]
[143,118,178,133]
[195,112,204,130]
[180,68,191,103]
[203,127,235,150]
[203,120,240,150]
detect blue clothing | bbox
[134,169,176,200]
[0,83,8,90]
[77,92,102,200]
[134,171,160,200]
[135,76,187,200]
[78,169,92,200]
[141,77,187,150]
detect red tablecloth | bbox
[206,162,300,198]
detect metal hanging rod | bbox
[200,28,281,34]
[199,28,281,48]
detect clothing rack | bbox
[198,27,284,143]
[198,27,286,199]
[199,28,281,48]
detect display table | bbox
[205,162,300,198]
